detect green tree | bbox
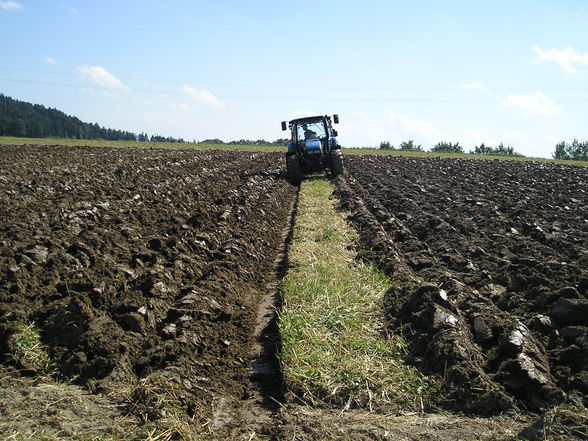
[379,141,394,150]
[494,143,515,155]
[553,139,588,161]
[8,118,26,137]
[471,143,522,157]
[431,141,463,153]
[201,138,224,144]
[398,140,423,151]
[553,141,569,160]
[0,93,141,141]
[569,139,588,160]
[472,143,493,155]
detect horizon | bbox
[1,1,587,158]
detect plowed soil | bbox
[0,145,296,438]
[2,144,588,440]
[337,156,588,419]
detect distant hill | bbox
[0,94,141,141]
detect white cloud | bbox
[181,85,221,107]
[44,57,56,65]
[462,82,489,91]
[505,91,558,116]
[338,110,446,148]
[352,111,371,122]
[340,113,391,147]
[134,97,154,106]
[385,110,445,142]
[76,65,129,91]
[532,45,588,73]
[0,1,21,10]
[169,102,197,113]
[501,130,526,141]
[461,129,488,146]
[574,13,586,24]
[289,109,320,119]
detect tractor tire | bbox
[324,152,332,170]
[286,154,303,184]
[329,150,344,177]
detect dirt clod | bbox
[0,144,295,438]
[336,155,588,417]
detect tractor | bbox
[281,114,343,184]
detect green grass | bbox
[279,179,437,410]
[341,146,588,165]
[0,136,588,167]
[2,136,587,165]
[0,136,283,152]
[7,323,52,374]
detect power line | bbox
[2,65,588,93]
[3,77,588,105]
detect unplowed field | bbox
[0,145,295,437]
[338,156,588,416]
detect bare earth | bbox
[0,145,586,440]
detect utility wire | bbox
[2,77,588,104]
[1,65,588,93]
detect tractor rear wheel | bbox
[286,154,302,184]
[330,150,344,177]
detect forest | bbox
[0,94,142,141]
[0,94,191,143]
[0,94,289,145]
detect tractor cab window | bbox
[297,121,325,141]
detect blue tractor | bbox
[281,114,343,184]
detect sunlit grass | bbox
[279,179,438,410]
[2,136,587,165]
[0,136,282,152]
[341,146,588,165]
[7,323,52,374]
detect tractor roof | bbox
[289,115,329,125]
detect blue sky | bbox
[1,0,587,157]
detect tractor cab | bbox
[281,114,343,184]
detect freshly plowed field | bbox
[0,145,295,437]
[338,155,588,415]
[2,144,588,440]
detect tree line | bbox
[0,94,290,145]
[380,139,587,161]
[0,94,185,143]
[379,140,523,156]
[3,93,585,159]
[552,139,588,161]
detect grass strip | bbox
[279,179,437,410]
[0,136,284,152]
[3,137,587,166]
